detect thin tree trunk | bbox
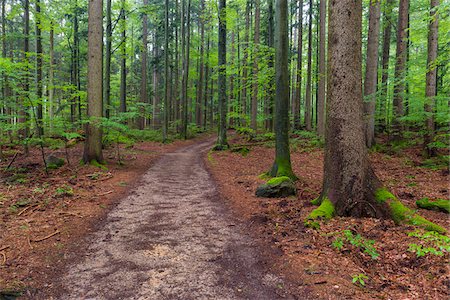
[391,0,409,141]
[316,0,326,137]
[379,0,394,133]
[293,0,303,130]
[152,39,160,129]
[35,0,44,136]
[163,0,169,140]
[203,32,210,130]
[241,0,250,122]
[20,0,30,150]
[270,0,295,179]
[119,0,127,113]
[139,0,149,130]
[104,0,112,118]
[251,0,260,131]
[363,0,381,147]
[83,0,103,164]
[266,0,275,131]
[304,0,313,131]
[424,0,439,157]
[49,23,55,131]
[181,0,191,139]
[196,0,205,127]
[216,0,228,149]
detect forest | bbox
[0,0,449,299]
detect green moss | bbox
[416,198,450,214]
[304,197,335,228]
[258,172,271,180]
[375,188,395,203]
[267,176,292,186]
[375,188,446,234]
[89,159,108,170]
[311,197,321,206]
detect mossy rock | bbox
[255,176,296,198]
[45,155,65,169]
[416,198,450,214]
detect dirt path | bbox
[52,139,296,300]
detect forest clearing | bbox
[0,0,449,299]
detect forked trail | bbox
[56,139,295,299]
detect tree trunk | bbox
[293,0,303,130]
[163,0,170,140]
[251,0,260,131]
[241,0,250,123]
[316,0,326,137]
[391,0,409,141]
[181,0,191,139]
[83,0,104,164]
[203,32,210,130]
[270,0,295,179]
[35,0,43,136]
[104,0,112,118]
[196,0,205,128]
[139,0,149,130]
[119,0,127,113]
[152,36,160,129]
[174,0,180,122]
[215,0,228,149]
[363,0,381,147]
[423,0,439,157]
[20,0,30,149]
[304,0,313,131]
[379,0,394,133]
[266,0,275,131]
[48,23,55,131]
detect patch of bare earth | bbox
[0,136,207,295]
[207,132,449,300]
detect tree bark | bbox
[270,0,295,179]
[35,0,43,136]
[251,0,260,131]
[119,0,127,113]
[196,0,205,127]
[379,0,394,133]
[49,23,55,131]
[266,0,275,131]
[20,0,30,148]
[293,0,303,130]
[181,0,191,139]
[317,0,326,137]
[163,0,170,140]
[424,0,439,157]
[83,0,104,164]
[304,0,313,131]
[391,0,409,141]
[363,0,381,147]
[241,0,250,122]
[139,0,149,130]
[104,0,112,118]
[215,0,228,149]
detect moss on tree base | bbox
[375,188,446,234]
[304,197,335,228]
[416,198,450,214]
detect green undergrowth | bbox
[407,229,450,257]
[332,229,379,260]
[375,188,446,234]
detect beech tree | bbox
[306,0,444,234]
[83,0,104,164]
[269,0,295,179]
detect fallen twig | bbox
[32,230,60,242]
[27,236,33,249]
[99,190,113,196]
[1,251,6,264]
[18,205,36,216]
[0,245,10,252]
[6,151,19,170]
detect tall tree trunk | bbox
[229,31,235,127]
[48,23,55,131]
[363,0,381,147]
[251,0,260,131]
[163,0,170,140]
[83,0,104,164]
[241,0,250,122]
[304,0,313,131]
[266,0,275,131]
[71,0,80,124]
[20,0,30,149]
[203,31,210,130]
[119,0,127,113]
[196,0,205,127]
[379,0,394,132]
[174,0,180,122]
[293,0,303,130]
[35,0,43,136]
[104,0,112,118]
[316,0,326,137]
[215,0,228,149]
[181,0,191,139]
[152,39,160,129]
[391,0,409,141]
[424,0,439,157]
[270,0,295,179]
[139,0,149,130]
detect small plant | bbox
[55,185,74,197]
[407,230,450,257]
[331,230,379,259]
[351,273,368,287]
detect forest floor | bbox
[207,131,449,300]
[0,135,212,297]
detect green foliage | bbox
[331,230,379,260]
[55,185,74,197]
[235,126,256,140]
[351,273,368,287]
[407,230,450,257]
[305,197,335,228]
